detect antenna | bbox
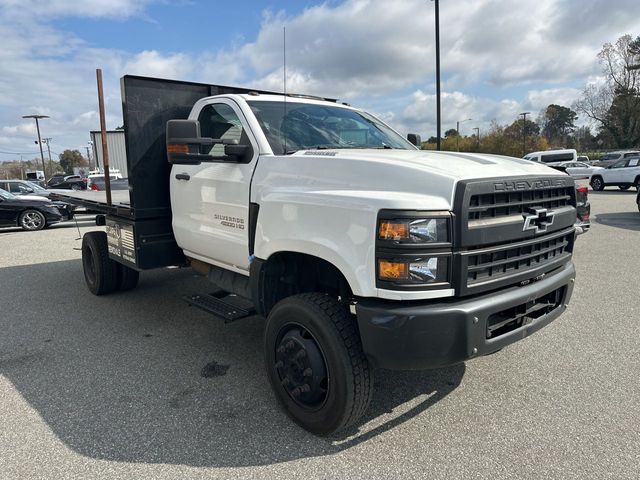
[283,26,287,154]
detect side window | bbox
[8,183,22,193]
[198,103,245,157]
[627,158,640,167]
[611,160,627,169]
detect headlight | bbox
[378,216,449,245]
[376,211,452,288]
[378,256,449,285]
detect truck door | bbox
[170,99,259,273]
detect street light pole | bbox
[520,111,531,157]
[456,118,472,151]
[473,127,480,149]
[22,114,49,181]
[432,0,441,151]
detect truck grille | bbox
[468,186,574,220]
[465,228,574,288]
[453,176,577,296]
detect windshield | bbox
[0,188,17,200]
[247,100,415,154]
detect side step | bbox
[184,291,256,323]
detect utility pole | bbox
[473,127,480,150]
[434,0,441,151]
[42,138,53,175]
[85,144,92,170]
[520,112,531,157]
[22,114,49,181]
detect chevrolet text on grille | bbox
[493,178,568,191]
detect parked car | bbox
[89,175,129,191]
[87,174,126,191]
[636,188,640,213]
[551,161,604,179]
[590,157,640,191]
[575,184,591,234]
[0,188,74,231]
[0,180,70,198]
[523,148,577,164]
[47,174,87,190]
[594,150,640,168]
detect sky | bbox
[1,0,640,162]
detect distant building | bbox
[90,130,127,176]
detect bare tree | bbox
[574,34,640,148]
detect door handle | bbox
[175,173,190,181]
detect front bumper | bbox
[355,261,575,370]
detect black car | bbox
[47,174,87,190]
[0,188,74,231]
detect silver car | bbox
[0,180,70,198]
[555,161,604,179]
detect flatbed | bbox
[51,190,132,216]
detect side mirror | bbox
[166,119,251,164]
[224,143,251,162]
[166,119,216,165]
[407,133,422,148]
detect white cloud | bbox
[2,0,640,158]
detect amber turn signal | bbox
[167,143,189,154]
[378,260,408,280]
[378,221,409,240]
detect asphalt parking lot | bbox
[1,191,639,480]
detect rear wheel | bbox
[19,209,46,231]
[591,176,604,191]
[82,231,118,295]
[264,293,373,435]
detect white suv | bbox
[590,157,640,191]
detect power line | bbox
[0,150,43,155]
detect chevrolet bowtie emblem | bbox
[523,207,554,233]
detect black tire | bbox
[82,231,118,295]
[591,176,604,191]
[619,185,631,191]
[19,209,46,231]
[117,263,139,291]
[264,293,373,435]
[71,183,81,191]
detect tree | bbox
[444,128,458,138]
[58,149,88,174]
[574,34,640,148]
[540,104,578,144]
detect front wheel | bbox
[264,293,373,435]
[591,176,604,191]
[71,184,81,191]
[19,209,46,231]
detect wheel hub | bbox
[275,325,328,409]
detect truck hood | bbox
[291,149,561,180]
[253,149,568,211]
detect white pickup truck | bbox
[57,76,578,435]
